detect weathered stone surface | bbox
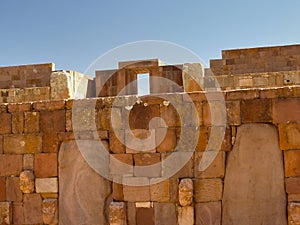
[178,206,194,225]
[0,202,12,225]
[23,194,43,224]
[241,99,272,123]
[42,199,58,225]
[12,202,24,224]
[125,129,156,153]
[109,202,127,225]
[182,63,203,92]
[0,177,5,201]
[34,153,57,178]
[154,203,177,225]
[24,111,40,133]
[286,177,300,194]
[273,98,300,123]
[59,141,111,225]
[150,178,170,202]
[23,154,34,171]
[123,177,150,202]
[194,178,223,202]
[12,112,24,134]
[195,201,221,225]
[0,113,11,134]
[136,207,154,225]
[36,178,58,193]
[109,154,133,176]
[288,203,300,225]
[222,124,287,225]
[3,134,42,154]
[284,150,300,177]
[6,177,22,202]
[127,202,136,225]
[133,153,161,177]
[178,178,193,206]
[156,128,177,153]
[279,123,300,150]
[19,170,35,193]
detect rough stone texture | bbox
[136,207,154,225]
[222,124,287,225]
[59,141,111,225]
[125,129,156,153]
[133,153,161,177]
[150,178,170,202]
[19,170,35,193]
[127,202,136,225]
[288,203,300,225]
[0,202,12,225]
[0,113,12,134]
[36,178,58,193]
[156,128,177,152]
[0,177,6,201]
[42,199,58,225]
[182,63,203,92]
[241,99,272,123]
[286,177,300,195]
[109,202,127,225]
[12,112,24,134]
[154,202,177,225]
[23,194,43,224]
[178,178,193,207]
[195,201,221,225]
[273,99,300,123]
[284,150,300,177]
[110,154,133,176]
[12,202,24,224]
[6,177,22,202]
[24,111,40,133]
[123,177,151,202]
[3,134,42,154]
[279,122,300,150]
[23,154,34,171]
[194,178,223,202]
[34,153,57,178]
[178,206,194,225]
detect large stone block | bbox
[34,153,57,178]
[222,124,287,225]
[109,202,127,225]
[3,134,42,154]
[59,141,111,224]
[182,63,203,92]
[0,113,11,134]
[125,129,156,153]
[279,123,300,150]
[110,130,126,154]
[241,99,272,123]
[273,99,300,123]
[288,203,300,225]
[133,153,161,177]
[11,112,24,134]
[42,199,58,225]
[0,154,22,176]
[6,177,22,202]
[0,202,12,225]
[154,202,177,225]
[284,150,300,177]
[0,177,5,201]
[110,153,133,176]
[178,206,194,225]
[194,178,223,202]
[156,128,177,153]
[136,207,154,225]
[24,111,40,133]
[286,177,300,194]
[195,201,221,225]
[23,194,43,224]
[123,177,150,202]
[150,178,170,202]
[36,178,58,193]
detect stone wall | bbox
[0,86,299,224]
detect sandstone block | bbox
[284,150,300,177]
[23,154,34,171]
[42,199,58,225]
[34,153,57,178]
[126,202,136,225]
[279,123,300,150]
[0,177,5,201]
[0,154,22,176]
[7,103,31,112]
[194,151,225,178]
[154,202,177,225]
[226,100,241,125]
[23,194,43,224]
[178,206,194,225]
[195,201,221,225]
[0,113,11,134]
[36,178,58,193]
[194,178,223,202]
[0,202,12,225]
[109,202,127,225]
[110,154,133,176]
[273,99,300,123]
[112,180,124,201]
[289,194,300,202]
[203,101,227,126]
[160,104,180,127]
[20,170,35,193]
[136,207,154,225]
[286,177,300,194]
[241,99,272,123]
[110,130,126,154]
[0,136,3,154]
[126,129,156,153]
[150,178,170,202]
[156,128,177,153]
[288,203,300,225]
[3,134,42,154]
[182,63,203,92]
[12,202,24,224]
[24,111,40,133]
[6,177,22,202]
[11,112,24,134]
[178,178,193,207]
[133,153,161,177]
[123,177,150,202]
[33,100,65,111]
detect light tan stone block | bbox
[36,178,58,193]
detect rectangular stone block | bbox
[203,101,227,126]
[12,112,24,134]
[23,154,34,171]
[286,177,300,194]
[194,151,225,178]
[0,113,11,134]
[0,154,22,176]
[0,202,12,225]
[127,202,136,225]
[24,111,40,133]
[136,207,154,225]
[156,128,177,153]
[0,177,6,201]
[284,150,300,177]
[110,130,126,154]
[33,100,65,111]
[0,136,3,154]
[110,154,133,175]
[195,201,221,225]
[36,178,58,193]
[241,99,272,123]
[23,194,43,224]
[273,98,300,123]
[109,201,127,225]
[288,203,300,225]
[3,134,42,154]
[123,177,150,202]
[12,202,24,224]
[42,199,58,225]
[154,202,177,225]
[279,123,300,150]
[150,178,170,202]
[226,100,241,125]
[6,177,22,202]
[134,153,161,177]
[194,178,223,202]
[126,129,156,153]
[8,103,31,112]
[160,104,181,127]
[34,153,58,178]
[178,206,194,225]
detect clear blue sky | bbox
[1,0,300,75]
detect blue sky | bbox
[1,0,300,75]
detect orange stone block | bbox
[34,153,58,178]
[279,123,300,150]
[284,150,300,177]
[0,154,22,176]
[0,113,11,134]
